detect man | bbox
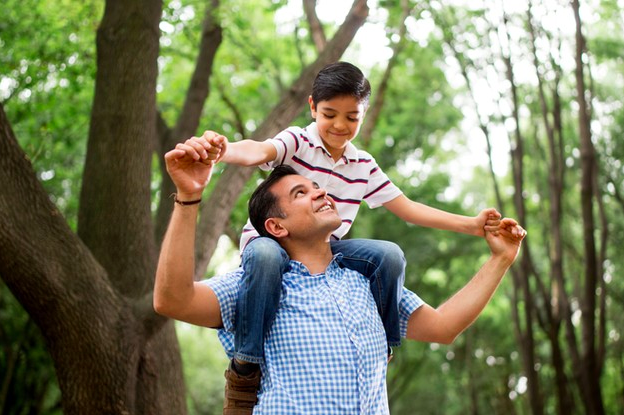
[154,135,526,414]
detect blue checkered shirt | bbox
[205,255,423,414]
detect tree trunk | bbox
[193,0,370,275]
[1,103,185,414]
[571,1,605,413]
[526,4,573,413]
[79,0,159,296]
[1,0,188,412]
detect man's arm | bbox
[154,201,223,328]
[405,218,525,344]
[383,194,502,237]
[153,135,226,328]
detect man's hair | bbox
[248,165,299,239]
[311,61,371,107]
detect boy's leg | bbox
[330,239,405,347]
[224,237,289,414]
[235,237,290,363]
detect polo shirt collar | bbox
[305,122,358,164]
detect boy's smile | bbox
[309,95,366,162]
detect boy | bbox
[191,62,500,411]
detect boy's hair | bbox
[248,165,298,239]
[311,61,371,107]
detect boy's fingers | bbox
[175,143,201,160]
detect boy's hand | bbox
[189,131,228,164]
[164,133,226,198]
[476,208,501,237]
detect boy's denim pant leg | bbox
[235,237,289,364]
[330,239,406,347]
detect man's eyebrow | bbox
[289,181,319,197]
[289,184,306,197]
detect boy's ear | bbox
[308,95,317,118]
[265,218,289,239]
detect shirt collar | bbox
[285,253,344,277]
[305,122,358,164]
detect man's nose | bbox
[313,188,327,198]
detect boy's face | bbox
[309,95,366,161]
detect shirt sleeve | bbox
[361,156,403,209]
[260,127,302,171]
[399,287,425,338]
[202,268,244,333]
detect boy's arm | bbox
[383,194,500,237]
[187,131,278,167]
[223,139,277,166]
[405,218,525,344]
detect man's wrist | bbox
[489,252,515,269]
[172,192,203,205]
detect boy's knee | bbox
[379,241,405,266]
[242,238,288,273]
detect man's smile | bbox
[315,200,334,213]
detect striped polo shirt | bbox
[239,122,402,251]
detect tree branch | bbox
[156,0,224,244]
[303,0,327,52]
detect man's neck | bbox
[282,239,334,275]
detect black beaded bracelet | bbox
[172,193,202,206]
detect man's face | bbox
[309,95,366,160]
[270,174,342,240]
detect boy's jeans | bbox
[234,237,406,364]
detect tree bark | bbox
[193,0,370,276]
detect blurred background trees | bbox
[1,0,622,413]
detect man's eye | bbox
[323,113,335,119]
[296,190,305,197]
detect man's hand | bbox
[485,217,526,263]
[165,132,226,198]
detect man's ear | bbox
[265,218,289,239]
[308,95,317,119]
